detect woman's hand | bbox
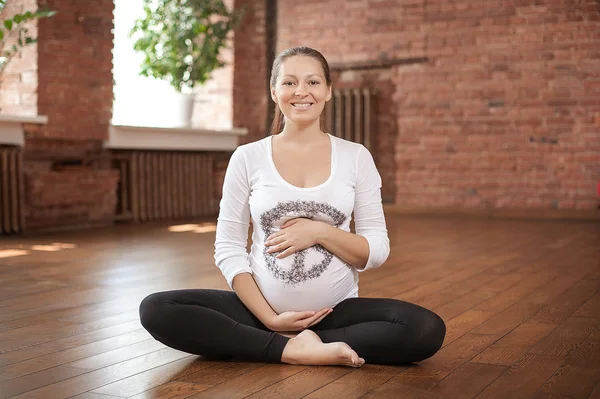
[267,308,332,332]
[265,218,325,259]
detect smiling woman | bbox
[269,48,332,135]
[139,46,446,369]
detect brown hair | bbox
[269,46,332,135]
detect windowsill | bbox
[0,114,49,146]
[105,124,248,151]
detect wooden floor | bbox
[0,216,599,399]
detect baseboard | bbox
[383,205,600,222]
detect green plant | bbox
[130,0,243,94]
[0,0,56,75]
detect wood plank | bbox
[0,329,151,379]
[423,362,507,399]
[10,348,192,398]
[589,383,600,399]
[0,298,138,333]
[400,333,499,381]
[474,269,561,314]
[183,364,305,399]
[539,362,600,398]
[471,322,557,366]
[0,322,143,367]
[433,289,498,321]
[530,275,600,325]
[395,254,519,305]
[179,361,260,387]
[359,376,437,399]
[245,366,352,399]
[66,339,166,370]
[526,272,588,306]
[70,393,125,399]
[0,365,89,399]
[533,393,572,399]
[443,310,496,346]
[91,357,209,397]
[539,330,600,398]
[473,301,546,336]
[128,381,207,399]
[529,317,600,357]
[573,290,600,318]
[304,365,399,399]
[0,311,140,354]
[474,354,566,399]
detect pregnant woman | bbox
[139,46,446,367]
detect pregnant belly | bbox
[253,264,358,314]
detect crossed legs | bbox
[139,289,446,366]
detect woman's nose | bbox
[295,84,307,96]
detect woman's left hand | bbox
[265,218,324,259]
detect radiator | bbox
[113,151,215,222]
[0,146,24,234]
[325,88,376,150]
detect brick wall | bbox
[36,0,114,141]
[275,0,600,211]
[19,0,119,231]
[0,0,38,115]
[233,0,269,145]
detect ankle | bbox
[281,335,300,364]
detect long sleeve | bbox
[353,145,390,271]
[214,147,253,288]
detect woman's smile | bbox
[291,102,314,109]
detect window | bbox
[111,0,233,129]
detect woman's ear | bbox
[326,85,332,102]
[270,86,278,103]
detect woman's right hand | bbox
[267,308,332,332]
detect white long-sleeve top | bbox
[214,133,390,314]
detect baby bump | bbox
[252,255,359,314]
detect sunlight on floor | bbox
[31,243,78,251]
[0,243,77,257]
[194,225,217,233]
[168,223,217,233]
[0,249,29,258]
[168,224,200,232]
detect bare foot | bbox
[281,330,365,367]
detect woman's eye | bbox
[309,80,320,85]
[283,81,294,86]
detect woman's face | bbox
[271,56,332,126]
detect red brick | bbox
[260,0,600,212]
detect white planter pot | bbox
[176,93,195,127]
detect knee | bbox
[415,310,446,361]
[139,292,169,332]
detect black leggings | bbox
[139,289,446,365]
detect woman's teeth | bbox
[292,103,312,108]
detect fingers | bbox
[295,310,316,320]
[294,308,331,329]
[308,308,333,327]
[276,247,296,259]
[265,234,284,246]
[266,242,293,256]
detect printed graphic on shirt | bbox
[260,200,347,285]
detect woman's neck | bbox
[278,119,326,143]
